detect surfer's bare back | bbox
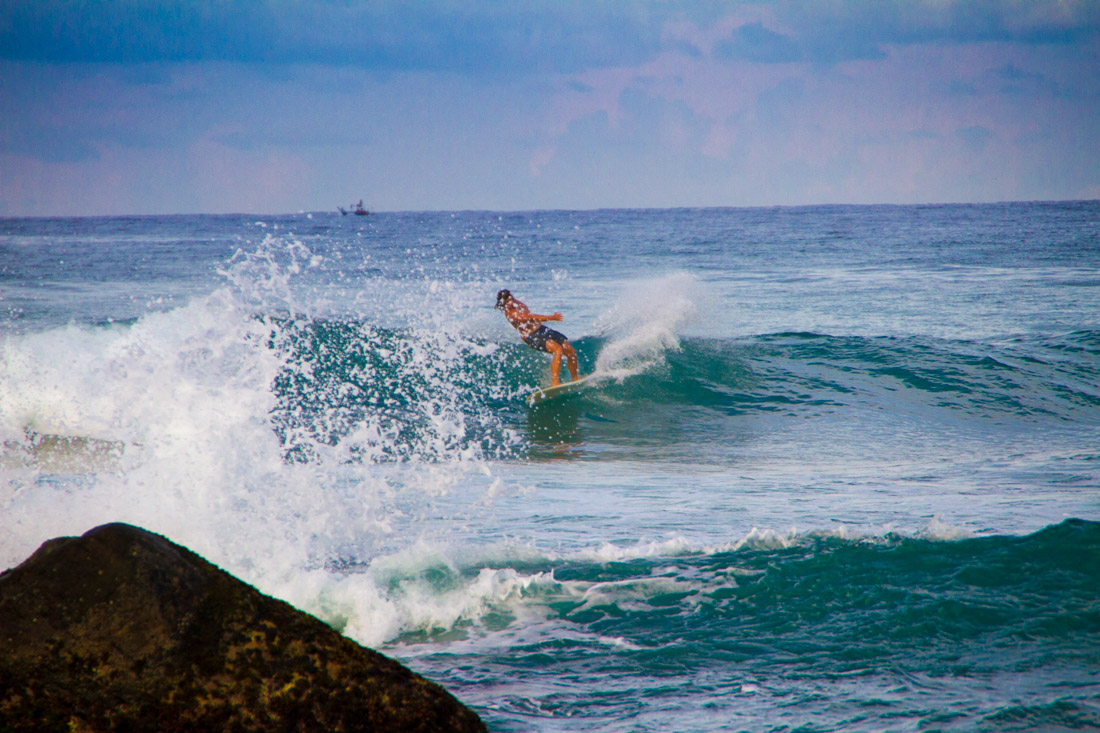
[496,289,579,387]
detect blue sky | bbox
[2,1,1098,215]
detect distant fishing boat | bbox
[338,200,372,216]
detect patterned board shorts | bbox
[523,325,567,352]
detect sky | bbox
[1,1,1099,216]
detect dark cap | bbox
[495,289,512,309]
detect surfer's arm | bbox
[504,300,562,325]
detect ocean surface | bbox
[2,203,1099,731]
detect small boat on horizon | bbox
[339,200,372,216]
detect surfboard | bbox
[526,374,594,407]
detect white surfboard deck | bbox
[526,374,595,407]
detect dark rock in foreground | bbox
[0,523,487,732]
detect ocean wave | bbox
[268,316,523,464]
[568,329,1100,421]
[261,318,1100,465]
[0,248,515,579]
[261,519,1096,652]
[11,233,1084,473]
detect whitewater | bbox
[2,203,1099,731]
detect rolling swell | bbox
[586,521,1097,674]
[752,330,1100,421]
[580,330,1100,420]
[265,319,1100,463]
[523,329,1100,460]
[403,520,1100,730]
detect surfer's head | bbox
[495,289,512,309]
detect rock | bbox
[0,523,487,732]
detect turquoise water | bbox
[2,203,1099,730]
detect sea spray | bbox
[0,236,515,644]
[0,293,289,564]
[592,272,703,379]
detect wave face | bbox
[268,318,521,464]
[521,329,1100,454]
[392,519,1100,731]
[2,203,1099,731]
[203,313,1100,468]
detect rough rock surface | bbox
[0,523,487,732]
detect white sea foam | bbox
[1,291,287,555]
[270,549,562,648]
[0,237,510,646]
[917,515,975,541]
[581,536,697,562]
[304,518,993,647]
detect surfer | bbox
[496,289,579,386]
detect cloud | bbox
[4,1,1097,76]
[0,61,228,163]
[703,1,1100,66]
[0,0,672,74]
[2,1,1098,214]
[713,22,803,64]
[777,0,1100,48]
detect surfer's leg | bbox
[562,340,579,382]
[546,340,564,386]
